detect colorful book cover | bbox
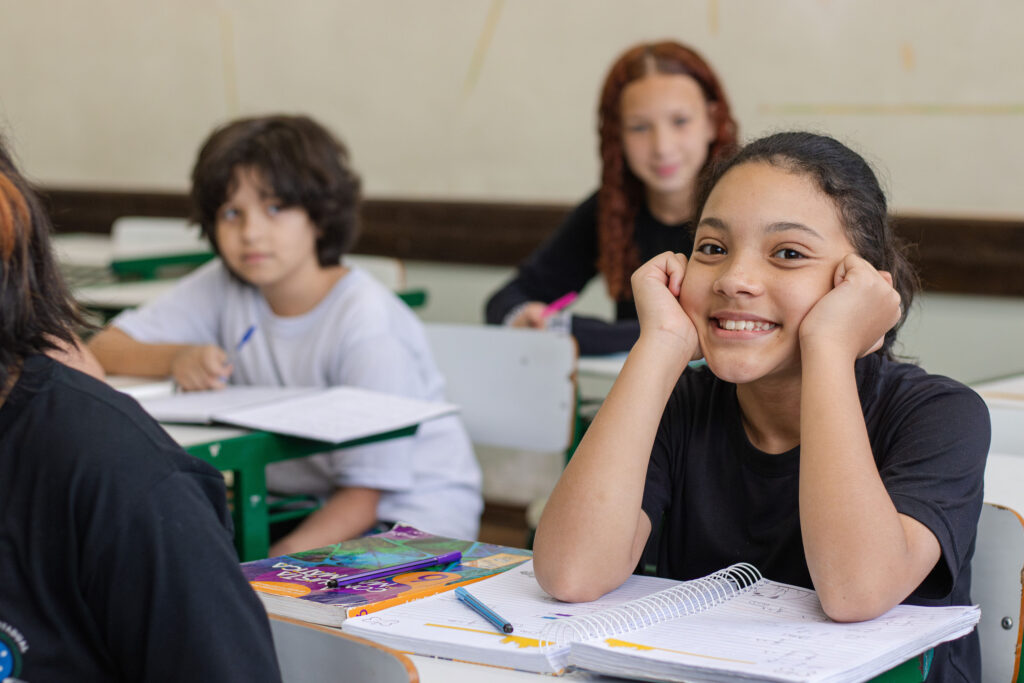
[241,524,531,627]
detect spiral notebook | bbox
[342,561,979,682]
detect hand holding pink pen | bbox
[540,291,578,319]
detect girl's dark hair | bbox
[0,135,83,389]
[694,131,919,357]
[191,114,362,266]
[597,40,738,300]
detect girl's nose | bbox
[713,256,765,298]
[652,122,673,156]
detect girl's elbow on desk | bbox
[534,556,616,604]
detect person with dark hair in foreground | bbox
[0,135,282,681]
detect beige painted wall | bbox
[1,0,1023,215]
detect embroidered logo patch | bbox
[0,619,28,679]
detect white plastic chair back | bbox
[973,502,1024,682]
[424,323,576,452]
[270,615,417,683]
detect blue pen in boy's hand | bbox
[235,325,257,352]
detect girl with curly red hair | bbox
[486,40,738,355]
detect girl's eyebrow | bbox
[697,216,824,241]
[766,221,824,241]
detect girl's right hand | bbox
[508,302,549,329]
[631,252,700,358]
[170,345,232,391]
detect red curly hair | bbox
[597,41,738,300]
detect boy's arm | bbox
[88,326,230,390]
[798,254,939,622]
[534,253,696,602]
[268,487,381,556]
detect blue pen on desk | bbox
[455,586,514,634]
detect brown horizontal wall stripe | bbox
[39,186,1024,297]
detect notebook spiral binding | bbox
[540,562,762,648]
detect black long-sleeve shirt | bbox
[485,191,694,355]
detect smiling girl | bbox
[533,132,988,682]
[486,41,738,355]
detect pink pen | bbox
[541,291,578,318]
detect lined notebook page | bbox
[342,561,676,673]
[570,581,979,683]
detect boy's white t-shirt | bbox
[112,259,482,539]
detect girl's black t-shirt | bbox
[485,191,694,355]
[642,355,990,682]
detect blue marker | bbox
[235,325,257,352]
[455,586,514,634]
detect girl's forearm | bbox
[534,332,689,601]
[798,348,939,621]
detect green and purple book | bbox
[241,524,531,627]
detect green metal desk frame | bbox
[184,425,416,561]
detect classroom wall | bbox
[1,0,1023,216]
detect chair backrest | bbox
[345,254,407,291]
[269,615,418,683]
[424,323,577,452]
[973,502,1024,683]
[110,216,210,259]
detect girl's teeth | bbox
[721,319,776,331]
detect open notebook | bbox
[343,561,979,682]
[139,385,456,443]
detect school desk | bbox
[164,422,417,561]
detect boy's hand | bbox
[799,254,901,360]
[631,252,700,359]
[170,345,232,391]
[508,302,549,329]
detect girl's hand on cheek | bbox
[631,252,700,357]
[799,254,901,360]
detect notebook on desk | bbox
[343,560,979,682]
[139,385,457,443]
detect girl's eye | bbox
[772,248,805,260]
[696,243,725,256]
[673,116,689,127]
[626,123,650,134]
[220,207,239,221]
[266,203,283,215]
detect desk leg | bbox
[233,456,271,562]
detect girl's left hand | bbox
[799,254,901,360]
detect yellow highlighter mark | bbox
[425,623,548,649]
[604,638,755,664]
